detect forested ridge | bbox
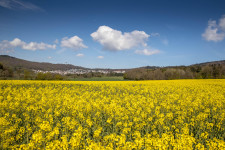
[124,61,225,80]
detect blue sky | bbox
[0,0,225,69]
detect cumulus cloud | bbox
[61,36,87,50]
[91,26,150,51]
[135,48,160,56]
[76,53,84,57]
[97,56,104,59]
[0,0,43,11]
[0,40,14,52]
[219,15,225,31]
[202,15,225,42]
[0,38,56,52]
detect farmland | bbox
[1,80,225,149]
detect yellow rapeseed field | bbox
[1,80,225,149]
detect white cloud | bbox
[91,25,150,51]
[135,48,160,56]
[0,0,43,11]
[0,38,56,51]
[0,40,14,52]
[47,56,52,59]
[10,38,24,47]
[97,56,104,59]
[54,39,59,44]
[219,15,225,31]
[76,53,84,57]
[0,45,14,54]
[22,42,56,51]
[61,36,87,50]
[202,15,225,42]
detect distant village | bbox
[33,68,126,75]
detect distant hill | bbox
[0,55,86,71]
[191,60,225,66]
[138,66,160,69]
[139,60,225,69]
[0,55,224,71]
[124,60,225,80]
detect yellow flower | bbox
[0,79,225,149]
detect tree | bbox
[212,64,222,78]
[36,72,45,80]
[7,68,14,77]
[16,69,23,79]
[153,69,165,80]
[2,70,9,77]
[0,63,3,70]
[201,65,213,79]
[54,74,63,80]
[36,72,64,80]
[24,70,31,80]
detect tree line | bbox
[35,72,64,80]
[0,62,64,80]
[124,64,225,80]
[1,61,225,80]
[0,63,14,79]
[65,72,123,79]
